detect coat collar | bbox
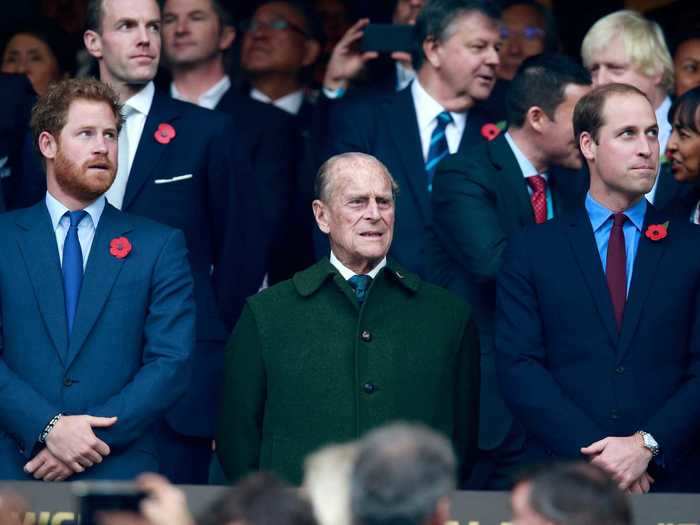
[293,258,420,297]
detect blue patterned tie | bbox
[425,110,453,191]
[62,210,88,335]
[348,275,372,304]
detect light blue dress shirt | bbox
[504,132,554,219]
[46,192,106,270]
[585,193,646,293]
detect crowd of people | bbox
[0,0,700,510]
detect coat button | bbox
[363,383,376,394]
[615,366,625,374]
[63,378,73,387]
[610,409,619,419]
[361,330,372,342]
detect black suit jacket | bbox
[121,90,265,437]
[326,84,491,278]
[429,133,587,450]
[496,204,700,491]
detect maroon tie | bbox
[527,175,547,224]
[606,213,628,331]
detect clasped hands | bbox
[23,414,117,481]
[581,434,654,493]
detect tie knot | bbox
[65,210,88,228]
[527,175,546,193]
[349,274,372,292]
[612,212,627,228]
[436,111,453,129]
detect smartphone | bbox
[74,482,147,525]
[361,24,416,53]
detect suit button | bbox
[615,366,625,374]
[63,378,73,387]
[610,409,619,419]
[361,330,372,342]
[363,383,376,394]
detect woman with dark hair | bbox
[1,19,74,96]
[666,86,700,222]
[673,31,700,97]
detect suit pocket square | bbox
[154,174,193,184]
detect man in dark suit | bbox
[326,0,501,279]
[160,0,311,283]
[429,54,591,490]
[83,0,263,483]
[0,78,194,480]
[496,83,700,493]
[217,153,479,485]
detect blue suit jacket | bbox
[0,202,195,480]
[326,85,490,279]
[495,204,700,491]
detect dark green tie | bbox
[348,275,372,304]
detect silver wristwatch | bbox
[637,430,660,457]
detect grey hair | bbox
[314,152,399,203]
[350,423,456,525]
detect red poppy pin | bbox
[154,123,176,144]
[110,237,132,259]
[645,221,669,242]
[480,120,507,141]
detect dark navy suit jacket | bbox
[326,85,490,279]
[0,202,195,479]
[495,204,700,491]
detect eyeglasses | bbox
[500,26,545,41]
[241,17,309,38]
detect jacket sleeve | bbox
[216,303,266,482]
[90,230,195,448]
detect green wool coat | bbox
[216,258,480,485]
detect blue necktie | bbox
[348,275,372,304]
[62,210,88,335]
[425,110,453,191]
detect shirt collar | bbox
[45,191,106,230]
[170,75,231,110]
[410,78,467,136]
[656,95,672,148]
[124,81,155,116]
[504,131,546,180]
[395,62,415,91]
[585,192,647,232]
[329,251,387,280]
[250,87,304,115]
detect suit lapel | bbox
[122,92,180,210]
[64,205,133,368]
[387,88,431,221]
[616,205,668,361]
[488,135,534,227]
[565,208,619,346]
[15,202,68,365]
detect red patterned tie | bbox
[527,175,547,224]
[606,213,628,331]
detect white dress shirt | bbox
[250,87,304,115]
[645,96,673,204]
[504,132,553,220]
[395,62,415,91]
[171,75,231,110]
[105,81,155,209]
[411,79,467,161]
[330,251,386,280]
[46,192,106,269]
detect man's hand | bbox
[45,415,117,472]
[323,18,378,90]
[627,472,655,494]
[581,434,653,490]
[24,448,75,481]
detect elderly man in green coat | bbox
[216,152,480,485]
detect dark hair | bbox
[669,85,700,134]
[30,77,123,149]
[670,29,700,58]
[197,472,317,525]
[507,53,591,128]
[85,0,105,33]
[517,462,632,525]
[3,17,76,76]
[252,0,325,43]
[573,83,649,143]
[502,0,560,53]
[413,0,501,69]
